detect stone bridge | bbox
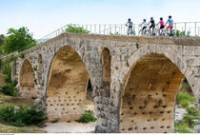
[12,33,200,133]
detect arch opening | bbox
[102,48,111,97]
[20,59,37,99]
[120,54,185,133]
[46,46,96,122]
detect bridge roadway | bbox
[11,33,200,133]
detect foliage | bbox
[3,27,36,54]
[77,111,97,123]
[0,105,47,127]
[174,30,190,37]
[65,24,90,34]
[0,59,19,96]
[18,53,25,59]
[2,62,11,83]
[184,107,200,128]
[0,83,19,97]
[175,85,200,133]
[176,91,195,108]
[175,121,194,133]
[0,34,5,46]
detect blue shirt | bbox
[167,18,173,26]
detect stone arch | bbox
[101,48,111,97]
[19,59,37,98]
[120,53,185,133]
[125,44,195,96]
[38,54,43,85]
[46,46,91,121]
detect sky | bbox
[0,0,200,39]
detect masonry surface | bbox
[12,33,200,133]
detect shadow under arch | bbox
[101,47,111,97]
[19,59,37,98]
[119,53,186,133]
[46,46,95,122]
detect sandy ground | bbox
[43,122,96,133]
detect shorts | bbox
[160,25,165,29]
[167,25,173,29]
[150,24,155,29]
[142,26,147,30]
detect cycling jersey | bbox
[150,20,155,28]
[167,18,173,26]
[126,21,133,28]
[150,20,155,25]
[159,20,164,26]
[142,22,147,27]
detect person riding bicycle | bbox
[139,19,147,35]
[165,15,174,36]
[148,17,155,35]
[125,18,134,35]
[157,17,165,35]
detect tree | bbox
[4,27,36,54]
[65,24,89,34]
[0,34,5,45]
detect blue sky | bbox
[0,0,200,38]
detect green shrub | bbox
[176,91,195,108]
[77,111,97,123]
[184,107,200,128]
[2,63,11,83]
[175,121,194,133]
[18,53,24,59]
[0,83,19,97]
[0,105,46,127]
[175,30,190,37]
[65,24,89,34]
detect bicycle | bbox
[138,26,149,36]
[161,27,174,36]
[149,26,157,36]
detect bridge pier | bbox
[12,33,200,133]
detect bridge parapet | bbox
[38,22,200,44]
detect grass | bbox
[0,123,46,133]
[175,121,194,133]
[77,111,97,123]
[0,94,46,133]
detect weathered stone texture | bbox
[13,33,200,133]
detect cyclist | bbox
[148,17,155,36]
[157,17,165,35]
[139,19,147,35]
[125,18,133,35]
[165,15,174,36]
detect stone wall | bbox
[14,33,200,133]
